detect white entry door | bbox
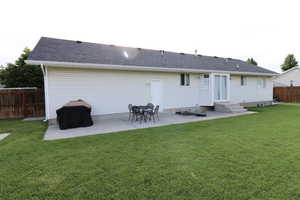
[150,80,163,110]
[214,74,229,101]
[199,74,211,105]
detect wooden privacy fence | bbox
[273,86,300,102]
[0,88,45,119]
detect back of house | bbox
[26,37,277,120]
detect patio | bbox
[44,110,255,140]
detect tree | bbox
[0,48,43,88]
[281,54,298,71]
[246,58,258,65]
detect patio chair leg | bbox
[131,113,135,122]
[140,115,143,124]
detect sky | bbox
[1,0,300,73]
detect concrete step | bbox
[215,104,243,110]
[214,102,247,113]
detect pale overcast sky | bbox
[1,0,299,72]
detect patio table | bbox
[132,105,153,122]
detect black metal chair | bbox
[128,104,133,120]
[131,106,144,122]
[146,103,154,110]
[142,103,153,122]
[149,105,159,122]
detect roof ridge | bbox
[28,37,278,75]
[40,37,261,64]
[40,37,217,58]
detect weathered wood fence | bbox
[273,86,300,102]
[0,88,45,119]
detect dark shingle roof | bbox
[28,37,277,75]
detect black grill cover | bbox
[56,106,93,130]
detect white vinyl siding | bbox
[273,68,300,87]
[230,75,272,103]
[45,67,274,119]
[46,67,204,119]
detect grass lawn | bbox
[1,104,300,200]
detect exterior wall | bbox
[230,75,273,104]
[46,67,209,119]
[273,68,300,86]
[46,67,274,119]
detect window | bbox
[257,78,266,88]
[186,74,190,86]
[241,76,247,86]
[180,73,190,86]
[180,74,185,85]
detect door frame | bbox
[150,80,163,110]
[211,73,230,103]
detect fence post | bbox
[22,90,26,118]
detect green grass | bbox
[1,104,300,200]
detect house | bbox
[273,67,300,87]
[26,37,277,121]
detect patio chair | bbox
[146,103,154,109]
[149,105,159,122]
[128,104,133,120]
[144,103,154,121]
[132,106,145,123]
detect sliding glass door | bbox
[214,75,228,101]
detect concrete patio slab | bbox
[0,133,10,141]
[44,111,256,140]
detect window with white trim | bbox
[180,73,190,86]
[241,76,247,86]
[257,78,266,88]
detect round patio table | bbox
[132,105,153,122]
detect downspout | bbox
[210,73,215,106]
[40,64,45,75]
[41,64,49,121]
